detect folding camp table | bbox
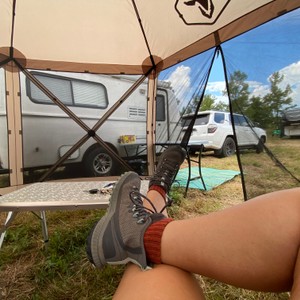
[0,180,149,249]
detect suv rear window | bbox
[214,113,225,124]
[181,114,210,127]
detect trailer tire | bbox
[83,147,117,177]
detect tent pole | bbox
[146,70,158,175]
[218,46,248,201]
[4,61,23,187]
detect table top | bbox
[0,180,149,212]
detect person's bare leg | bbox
[113,189,205,300]
[290,248,300,299]
[113,263,204,300]
[161,187,300,292]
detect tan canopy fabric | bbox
[1,0,300,194]
[1,0,300,75]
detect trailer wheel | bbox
[83,147,117,177]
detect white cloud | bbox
[248,81,269,98]
[279,61,300,84]
[206,81,227,104]
[165,60,300,108]
[206,81,226,94]
[165,65,191,99]
[241,61,300,107]
[278,61,300,107]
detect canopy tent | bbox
[1,0,300,198]
[1,1,299,75]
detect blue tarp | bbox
[174,167,240,191]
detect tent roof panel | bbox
[0,0,300,74]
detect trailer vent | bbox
[128,107,146,119]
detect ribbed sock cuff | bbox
[144,218,173,265]
[149,185,166,199]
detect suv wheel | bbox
[219,137,236,157]
[256,136,265,154]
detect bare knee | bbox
[114,264,205,300]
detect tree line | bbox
[181,70,295,129]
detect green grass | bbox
[0,136,299,299]
[0,173,9,188]
[0,210,125,299]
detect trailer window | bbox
[27,72,108,109]
[156,94,166,121]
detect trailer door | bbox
[155,93,168,142]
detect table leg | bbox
[31,211,49,247]
[0,211,18,249]
[40,211,49,246]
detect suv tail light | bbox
[207,125,217,133]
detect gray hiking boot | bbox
[149,145,186,193]
[86,171,166,270]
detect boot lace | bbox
[150,158,179,188]
[129,189,172,224]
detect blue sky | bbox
[160,8,300,108]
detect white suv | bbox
[181,111,267,157]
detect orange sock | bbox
[149,185,166,199]
[144,218,173,264]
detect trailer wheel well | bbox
[83,142,118,161]
[82,142,119,177]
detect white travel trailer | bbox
[0,69,181,177]
[282,109,300,138]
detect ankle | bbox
[149,185,166,199]
[144,218,173,265]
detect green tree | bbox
[181,94,228,115]
[200,94,228,111]
[245,95,270,128]
[225,70,250,112]
[263,71,293,128]
[214,101,228,112]
[200,94,217,111]
[180,97,197,115]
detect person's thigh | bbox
[113,263,205,300]
[161,188,300,292]
[291,248,300,299]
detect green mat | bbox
[173,167,240,191]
